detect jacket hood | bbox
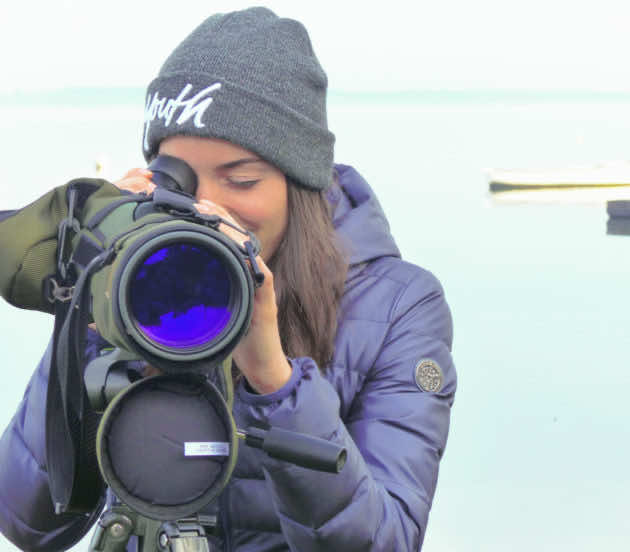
[329,164,400,280]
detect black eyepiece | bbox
[148,155,198,196]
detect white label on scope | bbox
[184,442,230,457]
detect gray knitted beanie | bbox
[142,7,335,191]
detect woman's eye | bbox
[226,178,259,189]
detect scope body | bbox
[67,183,255,374]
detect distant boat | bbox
[487,161,630,203]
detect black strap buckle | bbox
[45,277,75,304]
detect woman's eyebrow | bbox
[216,158,265,170]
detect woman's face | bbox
[158,135,289,261]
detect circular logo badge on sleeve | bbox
[414,359,443,393]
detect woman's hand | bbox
[114,167,156,195]
[194,199,291,394]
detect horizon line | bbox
[2,86,630,105]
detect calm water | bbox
[0,90,629,551]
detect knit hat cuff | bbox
[142,75,335,191]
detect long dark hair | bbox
[267,179,348,370]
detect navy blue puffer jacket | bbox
[0,165,456,551]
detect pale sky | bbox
[1,0,630,93]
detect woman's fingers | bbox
[194,198,233,220]
[122,167,152,180]
[114,168,156,194]
[193,198,248,247]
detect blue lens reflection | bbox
[129,243,232,349]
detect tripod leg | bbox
[156,520,212,552]
[89,509,134,552]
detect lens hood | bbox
[90,219,255,373]
[96,373,238,520]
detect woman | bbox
[0,7,456,551]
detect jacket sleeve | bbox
[234,270,456,551]
[0,337,105,551]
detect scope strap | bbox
[46,184,108,514]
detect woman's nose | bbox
[195,178,221,203]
